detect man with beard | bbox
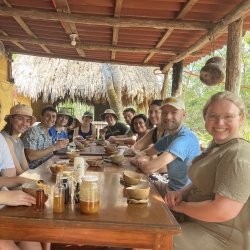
[22,106,69,169]
[134,97,200,196]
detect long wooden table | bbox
[0,155,180,250]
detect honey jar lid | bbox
[82,175,98,182]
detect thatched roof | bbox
[12,54,162,106]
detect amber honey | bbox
[53,195,64,213]
[80,200,99,214]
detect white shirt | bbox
[0,133,14,170]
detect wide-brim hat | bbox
[4,104,36,125]
[100,109,118,121]
[161,97,185,111]
[72,116,81,127]
[57,107,74,126]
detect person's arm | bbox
[171,194,244,223]
[4,137,26,175]
[0,176,32,188]
[138,151,176,175]
[108,135,137,145]
[0,190,35,206]
[132,128,154,151]
[25,140,68,161]
[73,127,79,138]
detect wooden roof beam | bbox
[0,29,26,51]
[162,0,250,73]
[0,7,210,30]
[111,0,123,61]
[52,0,85,58]
[143,0,199,64]
[0,34,178,56]
[2,0,51,54]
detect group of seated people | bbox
[0,90,249,250]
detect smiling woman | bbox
[1,104,36,175]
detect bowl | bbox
[116,141,125,146]
[123,170,141,186]
[49,163,66,175]
[95,140,107,146]
[110,154,124,165]
[86,159,103,167]
[104,145,118,155]
[75,142,85,150]
[66,151,80,160]
[22,182,49,201]
[126,184,150,200]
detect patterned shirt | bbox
[22,123,53,169]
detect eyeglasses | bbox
[206,114,240,122]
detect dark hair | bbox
[130,114,148,134]
[2,118,13,135]
[123,108,136,115]
[41,106,57,116]
[149,99,163,107]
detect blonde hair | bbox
[203,91,246,119]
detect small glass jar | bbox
[80,175,100,214]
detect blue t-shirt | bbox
[154,126,201,190]
[49,127,68,144]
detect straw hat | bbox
[100,109,118,121]
[4,104,36,125]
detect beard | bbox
[165,120,181,132]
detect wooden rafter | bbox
[2,0,51,54]
[0,7,210,30]
[162,0,250,73]
[52,0,85,58]
[0,29,25,51]
[0,34,178,55]
[143,0,199,64]
[111,0,123,61]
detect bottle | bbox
[62,177,70,204]
[53,173,65,213]
[80,175,100,214]
[74,157,85,204]
[36,189,45,212]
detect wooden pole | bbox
[172,61,183,97]
[161,71,169,99]
[225,18,242,95]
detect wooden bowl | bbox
[22,182,48,201]
[110,154,124,165]
[95,140,107,146]
[104,145,118,155]
[123,170,141,186]
[66,151,80,160]
[75,142,85,150]
[126,184,150,200]
[86,159,103,167]
[49,164,66,175]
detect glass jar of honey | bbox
[80,175,99,214]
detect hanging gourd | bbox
[200,56,225,86]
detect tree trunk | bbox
[161,71,169,99]
[102,64,123,119]
[172,60,183,97]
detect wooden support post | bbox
[171,61,183,97]
[161,71,169,99]
[225,18,242,95]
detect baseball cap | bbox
[161,97,185,110]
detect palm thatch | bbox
[12,55,162,107]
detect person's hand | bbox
[108,136,116,142]
[53,139,69,150]
[164,190,183,209]
[73,135,85,142]
[1,190,36,206]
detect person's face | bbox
[41,111,57,129]
[148,104,162,125]
[105,114,116,126]
[205,99,243,144]
[133,118,147,135]
[82,116,92,124]
[56,115,69,127]
[11,115,32,134]
[123,111,134,125]
[161,105,185,133]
